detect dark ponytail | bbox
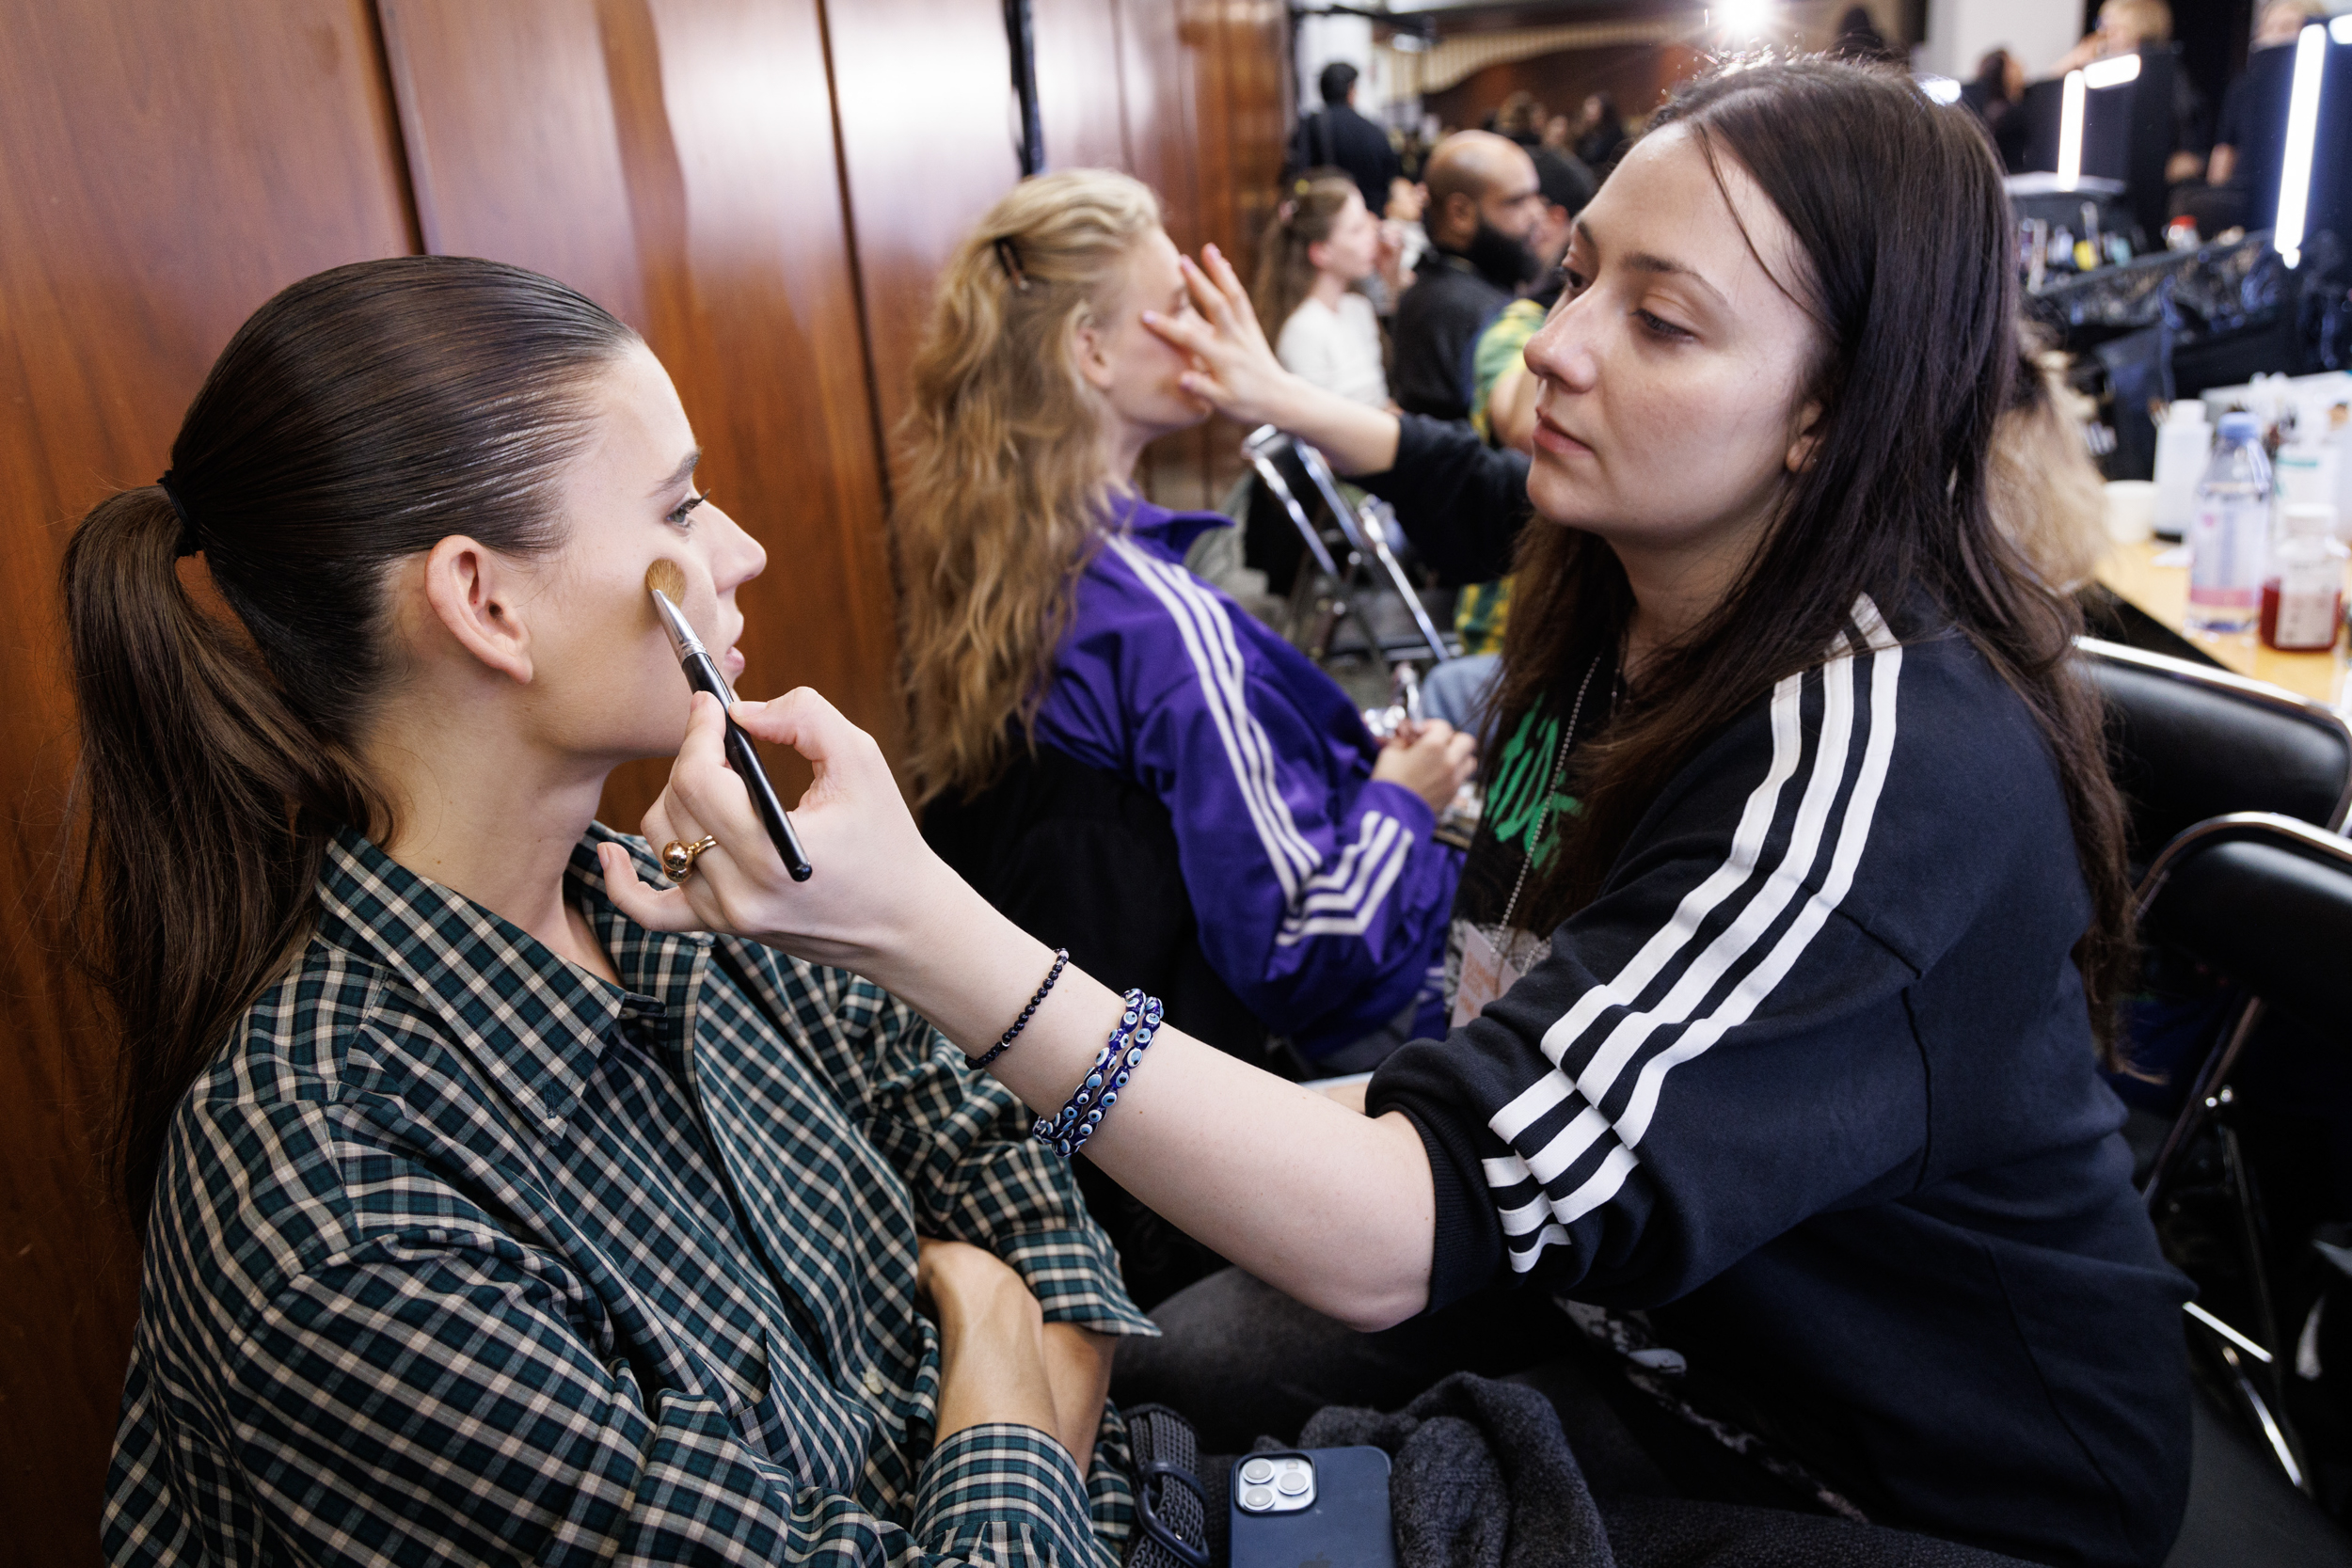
[62,256,635,1224]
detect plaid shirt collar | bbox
[313,823,701,1132]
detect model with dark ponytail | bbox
[89,257,1150,1568]
[66,258,628,1223]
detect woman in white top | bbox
[1252,168,1394,409]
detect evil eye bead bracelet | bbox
[1033,989,1165,1158]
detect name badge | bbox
[1452,925,1526,1029]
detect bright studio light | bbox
[1918,74,1963,103]
[1716,0,1772,40]
[2275,23,2329,269]
[2333,14,2352,44]
[2082,53,2142,89]
[2057,69,2088,187]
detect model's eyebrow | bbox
[651,448,702,498]
[1572,218,1729,308]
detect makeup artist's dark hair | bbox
[62,256,635,1223]
[1491,56,2135,1061]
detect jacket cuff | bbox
[997,1227,1159,1337]
[1357,778,1437,837]
[1366,1094,1503,1315]
[914,1423,1103,1561]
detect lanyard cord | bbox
[1497,650,1606,934]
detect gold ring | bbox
[660,834,719,881]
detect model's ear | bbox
[1785,396,1827,474]
[1073,313,1117,395]
[418,534,536,684]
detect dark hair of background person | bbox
[1829,6,1900,63]
[1487,57,2136,1061]
[1971,48,2016,104]
[61,256,637,1224]
[1252,167,1366,343]
[1320,60,1358,105]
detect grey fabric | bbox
[1114,1266,1577,1453]
[1298,1375,1609,1568]
[1300,1374,2035,1568]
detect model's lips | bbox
[1533,411,1594,458]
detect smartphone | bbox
[1228,1446,1395,1568]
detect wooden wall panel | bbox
[820,0,1023,451]
[1031,0,1135,171]
[0,4,419,1559]
[378,0,903,821]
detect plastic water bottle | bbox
[2151,400,2210,538]
[2188,412,2271,633]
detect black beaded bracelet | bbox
[968,947,1068,1070]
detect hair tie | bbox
[157,471,203,558]
[1293,177,1311,196]
[993,236,1030,291]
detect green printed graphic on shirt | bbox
[1484,705,1580,868]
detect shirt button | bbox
[864,1367,886,1396]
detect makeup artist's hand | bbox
[1149,245,1403,477]
[596,688,970,983]
[1144,245,1305,429]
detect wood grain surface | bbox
[0,5,419,1560]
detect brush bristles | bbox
[644,559,688,602]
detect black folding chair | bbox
[2075,637,2352,879]
[2136,815,2352,1517]
[1242,425,1455,670]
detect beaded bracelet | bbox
[968,947,1068,1070]
[1033,989,1165,1158]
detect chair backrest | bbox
[2137,813,2352,1032]
[2076,637,2352,875]
[1241,424,1343,581]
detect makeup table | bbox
[2094,538,2350,708]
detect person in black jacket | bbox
[1391,130,1546,420]
[612,57,2188,1567]
[1285,61,1404,222]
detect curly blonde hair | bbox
[895,169,1164,805]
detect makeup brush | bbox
[644,560,813,881]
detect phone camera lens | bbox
[1240,1459,1275,1485]
[1244,1486,1274,1511]
[1276,1469,1311,1497]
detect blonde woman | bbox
[1253,168,1392,408]
[898,170,1473,1080]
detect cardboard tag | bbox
[1452,925,1526,1029]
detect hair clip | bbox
[993,236,1030,291]
[1294,177,1311,195]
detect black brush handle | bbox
[680,650,814,881]
[723,718,814,880]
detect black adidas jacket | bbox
[1362,417,2191,1566]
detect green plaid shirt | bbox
[103,825,1153,1567]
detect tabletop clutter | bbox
[2128,369,2352,658]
